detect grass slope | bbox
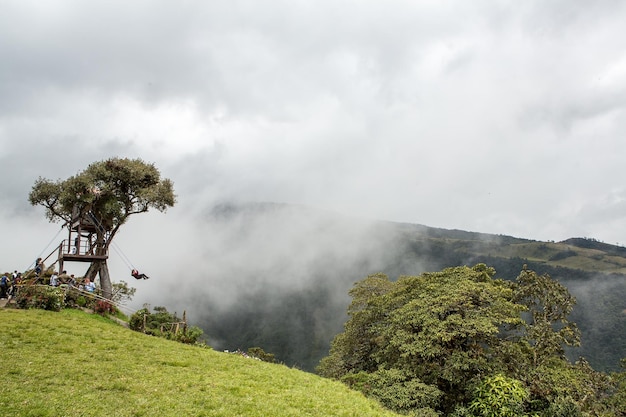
[0,309,399,417]
[408,229,626,275]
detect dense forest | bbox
[190,203,626,376]
[317,264,626,415]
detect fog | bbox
[123,202,420,364]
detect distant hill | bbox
[184,202,626,373]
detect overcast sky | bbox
[2,1,626,303]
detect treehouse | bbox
[57,205,110,273]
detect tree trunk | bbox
[99,261,112,300]
[85,263,99,281]
[85,260,112,300]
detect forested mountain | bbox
[188,202,626,373]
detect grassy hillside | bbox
[396,225,626,275]
[0,308,400,417]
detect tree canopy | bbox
[317,264,620,416]
[29,157,175,298]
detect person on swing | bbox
[131,269,149,280]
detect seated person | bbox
[84,278,96,293]
[58,270,71,285]
[131,269,149,280]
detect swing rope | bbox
[110,241,136,271]
[77,207,137,272]
[24,225,65,272]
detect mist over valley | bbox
[151,202,626,372]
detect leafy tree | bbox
[318,264,618,415]
[317,273,394,378]
[505,267,614,414]
[111,280,137,305]
[376,265,524,412]
[601,358,626,415]
[319,265,525,414]
[513,265,580,365]
[29,158,175,299]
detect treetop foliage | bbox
[29,157,176,232]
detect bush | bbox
[247,347,278,364]
[129,307,149,331]
[15,286,65,312]
[468,374,528,417]
[93,300,117,316]
[129,305,204,345]
[172,326,204,344]
[76,296,87,308]
[64,289,95,309]
[366,369,442,414]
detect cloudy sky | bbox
[2,1,626,305]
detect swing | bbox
[110,242,151,280]
[83,212,151,282]
[131,269,150,280]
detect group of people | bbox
[1,257,150,301]
[31,257,97,293]
[49,270,76,287]
[49,270,96,293]
[0,270,22,299]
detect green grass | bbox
[447,239,626,275]
[0,308,400,417]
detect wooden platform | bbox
[59,254,108,263]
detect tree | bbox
[318,264,616,415]
[317,273,394,378]
[513,265,580,365]
[319,265,526,414]
[601,358,626,415]
[29,157,175,299]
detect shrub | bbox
[468,374,528,417]
[172,326,204,345]
[64,289,95,309]
[94,300,117,316]
[365,369,442,414]
[129,307,149,331]
[129,305,204,345]
[247,347,278,364]
[15,286,65,312]
[341,371,372,394]
[76,296,87,308]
